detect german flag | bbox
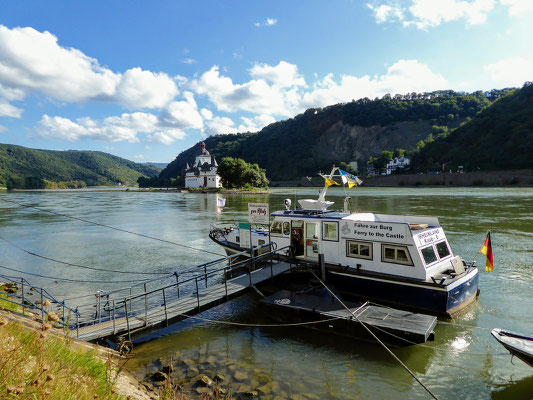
[479,231,494,272]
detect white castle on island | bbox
[184,142,222,189]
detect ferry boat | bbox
[209,167,479,316]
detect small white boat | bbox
[209,167,479,316]
[491,328,533,367]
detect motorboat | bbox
[491,328,533,367]
[209,167,479,316]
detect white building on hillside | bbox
[385,157,410,175]
[184,142,222,188]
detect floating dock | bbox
[261,289,436,345]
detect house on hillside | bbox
[184,142,222,188]
[385,157,410,175]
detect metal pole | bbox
[144,283,148,324]
[112,300,116,334]
[62,302,65,325]
[162,288,168,326]
[195,278,200,311]
[21,279,25,316]
[124,300,131,342]
[40,288,44,320]
[224,268,228,300]
[248,263,252,287]
[76,311,79,339]
[174,272,180,298]
[204,265,208,288]
[97,294,101,324]
[319,253,326,282]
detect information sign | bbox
[248,203,269,225]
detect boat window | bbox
[306,223,318,239]
[421,246,438,265]
[346,240,373,260]
[236,236,240,243]
[436,241,451,259]
[382,244,414,266]
[322,221,339,241]
[271,220,282,234]
[283,222,291,236]
[292,220,304,228]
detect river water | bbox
[0,187,532,399]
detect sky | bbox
[0,0,532,163]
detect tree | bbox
[217,157,269,188]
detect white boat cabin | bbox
[268,210,460,281]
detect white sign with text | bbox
[340,221,410,244]
[248,203,270,225]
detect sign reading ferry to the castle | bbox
[340,221,409,244]
[248,203,269,224]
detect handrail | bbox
[122,244,289,304]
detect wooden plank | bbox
[76,261,292,342]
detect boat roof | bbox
[271,209,441,226]
[271,210,349,219]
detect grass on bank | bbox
[0,318,123,400]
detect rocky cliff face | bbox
[314,120,459,163]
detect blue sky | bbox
[0,0,532,163]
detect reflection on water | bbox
[0,187,532,399]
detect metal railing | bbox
[71,243,291,340]
[0,273,80,328]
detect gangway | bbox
[57,244,290,344]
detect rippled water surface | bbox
[0,187,532,399]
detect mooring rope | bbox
[172,311,344,327]
[0,264,156,284]
[0,197,225,256]
[309,271,440,400]
[0,235,169,275]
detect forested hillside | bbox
[159,89,512,182]
[412,83,533,171]
[0,145,160,188]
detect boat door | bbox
[304,221,320,260]
[291,220,304,257]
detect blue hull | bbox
[326,268,479,316]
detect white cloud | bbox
[190,59,448,123]
[204,114,277,136]
[367,0,495,29]
[484,57,533,86]
[132,154,144,159]
[114,68,178,109]
[148,129,187,144]
[200,108,213,120]
[204,116,238,136]
[158,92,203,130]
[500,0,533,15]
[0,101,23,118]
[367,4,404,22]
[181,58,197,64]
[0,124,6,133]
[0,25,178,114]
[299,60,448,108]
[237,114,276,132]
[190,65,300,116]
[254,18,277,27]
[249,61,306,88]
[37,111,188,144]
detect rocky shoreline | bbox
[138,352,320,400]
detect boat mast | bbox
[317,166,338,202]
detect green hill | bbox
[0,144,160,188]
[158,88,512,182]
[412,83,533,171]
